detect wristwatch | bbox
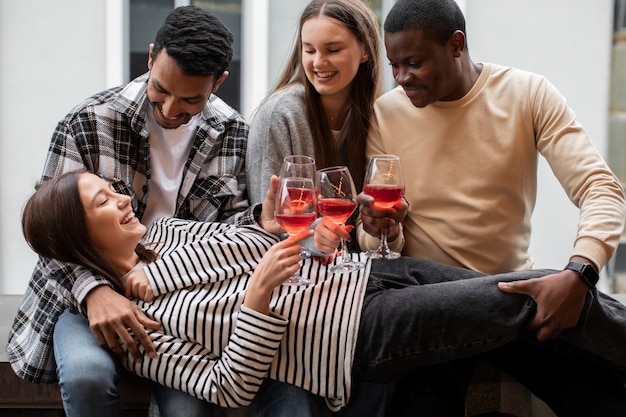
[564,262,599,288]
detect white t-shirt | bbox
[142,106,199,227]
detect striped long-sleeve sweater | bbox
[127,217,370,411]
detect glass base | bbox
[283,275,311,286]
[330,261,365,273]
[366,249,401,260]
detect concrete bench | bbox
[0,294,151,415]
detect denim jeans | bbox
[54,310,238,417]
[151,382,253,417]
[354,257,626,378]
[54,310,125,417]
[352,257,541,381]
[353,257,626,416]
[254,379,392,417]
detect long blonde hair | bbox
[267,0,381,191]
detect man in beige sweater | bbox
[357,0,626,415]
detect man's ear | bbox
[449,30,466,57]
[212,71,229,93]
[147,43,155,70]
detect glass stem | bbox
[378,229,390,258]
[340,238,352,267]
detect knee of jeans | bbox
[57,359,120,399]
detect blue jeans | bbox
[54,310,237,417]
[151,382,253,417]
[54,310,124,417]
[254,379,392,417]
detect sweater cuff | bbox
[571,236,612,271]
[74,274,114,316]
[241,305,288,327]
[236,306,289,350]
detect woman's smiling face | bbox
[78,173,146,260]
[301,15,368,100]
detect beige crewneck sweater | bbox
[359,63,625,274]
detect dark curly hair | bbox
[384,0,466,46]
[152,5,234,77]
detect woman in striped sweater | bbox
[15,170,626,414]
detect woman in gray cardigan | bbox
[245,0,381,205]
[244,1,386,414]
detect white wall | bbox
[464,0,614,283]
[241,0,308,119]
[0,0,108,294]
[0,0,617,294]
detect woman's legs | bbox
[354,257,626,416]
[554,290,626,369]
[352,258,545,382]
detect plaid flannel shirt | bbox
[7,72,258,383]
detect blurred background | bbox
[0,0,624,294]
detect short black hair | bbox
[384,0,466,45]
[152,5,234,77]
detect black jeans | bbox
[487,339,626,417]
[354,258,626,417]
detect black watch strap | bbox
[564,262,599,288]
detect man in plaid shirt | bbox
[8,5,258,417]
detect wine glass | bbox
[280,155,316,179]
[363,154,405,259]
[316,166,364,272]
[274,177,317,285]
[279,155,316,259]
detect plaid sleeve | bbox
[214,115,261,226]
[7,259,76,383]
[42,117,97,180]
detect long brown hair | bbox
[22,170,156,291]
[266,0,381,191]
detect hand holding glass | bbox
[363,155,405,259]
[316,166,364,272]
[274,177,317,285]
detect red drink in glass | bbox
[317,198,357,225]
[363,184,405,209]
[275,213,316,235]
[286,186,313,207]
